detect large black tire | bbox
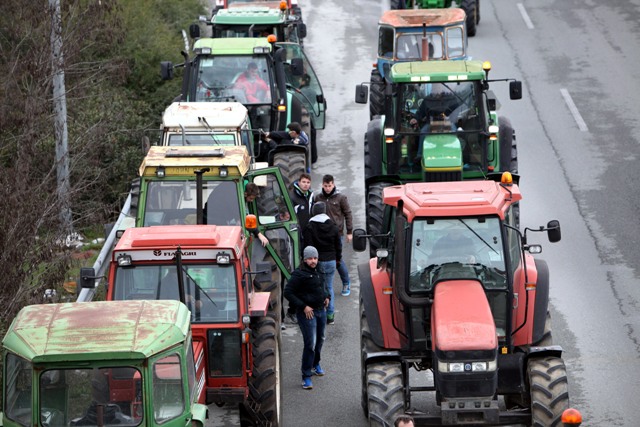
[253,254,283,324]
[366,362,405,427]
[129,178,140,221]
[360,298,384,415]
[310,126,318,163]
[533,311,553,346]
[476,0,481,24]
[241,316,281,426]
[498,116,519,227]
[528,357,570,427]
[273,151,306,193]
[369,69,384,120]
[460,0,478,37]
[364,128,383,181]
[366,182,392,258]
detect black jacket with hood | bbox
[302,203,342,263]
[284,262,329,312]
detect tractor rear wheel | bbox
[476,0,481,24]
[310,125,318,163]
[360,298,384,415]
[242,316,281,426]
[460,0,478,36]
[528,357,570,426]
[534,311,553,346]
[366,182,393,258]
[129,178,140,221]
[369,69,384,120]
[366,361,405,426]
[273,151,306,193]
[499,116,519,227]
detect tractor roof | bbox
[214,6,285,24]
[139,145,251,178]
[379,8,466,28]
[383,180,522,222]
[3,300,190,363]
[390,60,486,83]
[114,225,244,262]
[228,0,291,11]
[194,37,272,55]
[162,102,249,130]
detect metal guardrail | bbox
[77,193,132,302]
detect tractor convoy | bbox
[2,2,584,427]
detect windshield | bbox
[143,180,241,227]
[196,56,272,105]
[113,264,239,323]
[408,217,506,292]
[167,133,236,146]
[396,33,443,60]
[39,367,143,427]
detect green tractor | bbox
[355,60,522,254]
[1,300,209,427]
[391,0,480,37]
[161,36,326,165]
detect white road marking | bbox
[517,3,535,30]
[560,88,589,132]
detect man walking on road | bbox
[313,174,353,297]
[284,246,330,390]
[303,202,341,325]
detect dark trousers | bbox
[296,308,327,379]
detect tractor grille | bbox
[425,171,462,182]
[208,329,242,377]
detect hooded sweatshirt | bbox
[303,213,342,263]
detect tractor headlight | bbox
[438,359,497,373]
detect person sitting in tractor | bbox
[232,62,270,103]
[431,228,477,264]
[262,121,309,152]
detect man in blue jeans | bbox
[284,246,331,389]
[303,202,342,325]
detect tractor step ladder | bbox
[245,393,272,427]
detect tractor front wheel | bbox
[366,361,405,427]
[242,316,281,426]
[360,298,384,415]
[528,356,570,426]
[369,69,384,120]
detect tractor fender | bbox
[363,350,403,366]
[532,258,550,344]
[359,260,403,349]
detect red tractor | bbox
[81,223,282,425]
[353,173,570,426]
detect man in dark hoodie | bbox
[303,202,341,324]
[284,246,330,390]
[313,174,354,297]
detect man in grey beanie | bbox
[284,246,330,389]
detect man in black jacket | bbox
[302,202,341,325]
[284,246,330,390]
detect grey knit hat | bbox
[311,202,326,216]
[303,246,318,259]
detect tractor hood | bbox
[431,280,497,352]
[420,133,462,173]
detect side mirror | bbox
[160,61,174,80]
[353,229,367,252]
[79,267,97,289]
[547,220,561,243]
[355,84,369,104]
[509,80,522,100]
[189,23,201,40]
[290,58,304,76]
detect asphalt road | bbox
[209,0,640,426]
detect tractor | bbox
[161,36,326,166]
[355,60,522,255]
[126,145,300,310]
[212,0,303,22]
[204,4,306,46]
[79,224,282,425]
[353,173,571,426]
[1,300,208,427]
[369,8,469,119]
[390,0,480,37]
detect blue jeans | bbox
[338,237,350,286]
[318,260,336,316]
[297,308,327,379]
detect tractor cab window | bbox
[5,354,32,427]
[152,354,185,423]
[167,133,236,146]
[39,367,143,427]
[396,33,443,60]
[280,42,325,120]
[378,26,394,58]
[195,56,272,105]
[446,26,465,58]
[143,180,241,227]
[112,264,239,323]
[408,216,506,293]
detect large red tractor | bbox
[353,173,570,426]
